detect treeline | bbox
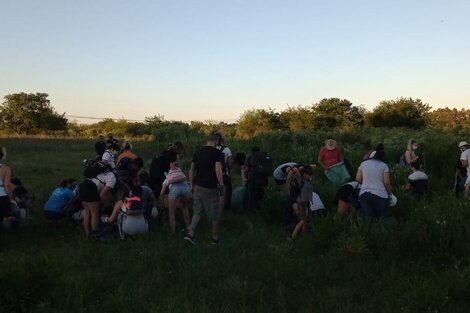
[1,93,470,139]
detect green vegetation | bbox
[2,92,470,140]
[1,127,470,312]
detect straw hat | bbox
[458,141,469,148]
[325,139,337,150]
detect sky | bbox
[1,0,469,123]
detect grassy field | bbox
[1,133,470,313]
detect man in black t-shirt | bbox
[94,135,106,160]
[184,134,224,245]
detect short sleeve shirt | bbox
[460,149,470,173]
[273,162,297,181]
[192,146,224,189]
[319,146,341,168]
[358,159,390,199]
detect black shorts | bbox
[335,184,354,204]
[79,180,100,202]
[0,195,10,219]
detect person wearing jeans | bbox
[356,150,392,221]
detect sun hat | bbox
[389,194,398,207]
[325,139,337,150]
[458,141,469,148]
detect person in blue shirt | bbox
[43,178,77,221]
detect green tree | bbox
[426,107,470,129]
[365,97,431,129]
[311,98,364,129]
[0,92,67,134]
[278,106,315,131]
[235,108,283,139]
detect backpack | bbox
[149,152,167,187]
[251,151,273,177]
[121,196,144,215]
[83,159,110,179]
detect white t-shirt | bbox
[217,146,232,176]
[408,171,428,182]
[460,148,470,173]
[273,162,297,181]
[93,172,116,192]
[102,150,116,169]
[358,159,390,199]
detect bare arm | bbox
[188,162,196,193]
[383,172,392,195]
[318,154,327,170]
[405,150,418,164]
[215,161,224,186]
[3,166,13,196]
[355,169,363,184]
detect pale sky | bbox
[1,0,469,123]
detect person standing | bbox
[215,133,233,209]
[459,141,470,198]
[0,147,14,229]
[94,135,106,160]
[400,139,419,167]
[184,134,224,244]
[356,150,392,220]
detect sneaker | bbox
[184,234,196,245]
[210,237,220,245]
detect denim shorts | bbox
[168,182,190,199]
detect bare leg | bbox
[291,220,305,238]
[82,202,91,236]
[89,202,100,232]
[108,200,123,223]
[187,215,201,237]
[211,220,219,240]
[168,197,177,233]
[180,198,190,229]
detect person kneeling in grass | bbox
[107,185,148,239]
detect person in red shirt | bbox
[318,139,343,169]
[318,139,350,184]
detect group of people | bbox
[1,134,469,244]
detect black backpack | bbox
[83,159,110,179]
[149,152,167,188]
[251,151,273,177]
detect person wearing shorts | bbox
[184,134,224,244]
[160,164,190,234]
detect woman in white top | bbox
[356,150,392,219]
[0,147,14,225]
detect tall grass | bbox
[1,132,470,313]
